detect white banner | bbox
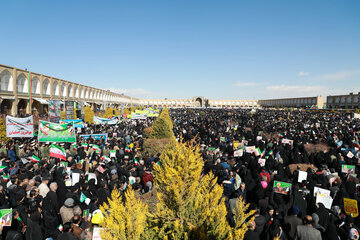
[6,116,34,138]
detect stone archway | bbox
[18,99,28,116]
[195,97,202,107]
[1,99,13,115]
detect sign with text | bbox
[6,116,34,138]
[273,181,292,195]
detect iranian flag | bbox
[50,144,66,160]
[278,133,284,138]
[81,143,88,150]
[30,155,40,163]
[0,166,7,172]
[268,150,273,156]
[92,145,100,154]
[72,144,78,151]
[125,147,130,153]
[254,147,262,157]
[2,173,9,182]
[101,156,111,162]
[134,159,140,166]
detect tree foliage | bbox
[0,118,9,143]
[84,106,94,124]
[100,137,254,240]
[150,107,173,139]
[100,187,149,240]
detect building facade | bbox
[327,93,360,109]
[0,64,139,115]
[258,96,324,109]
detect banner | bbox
[128,113,147,120]
[65,101,74,120]
[314,187,331,197]
[38,121,76,143]
[342,164,356,174]
[60,119,85,128]
[6,116,34,138]
[0,208,12,226]
[49,100,61,123]
[273,181,292,195]
[344,198,359,217]
[316,194,333,210]
[93,116,119,125]
[80,133,108,142]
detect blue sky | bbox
[1,0,360,100]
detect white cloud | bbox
[265,85,328,98]
[234,82,258,87]
[298,71,310,76]
[321,70,360,81]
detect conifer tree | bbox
[150,108,173,139]
[147,138,229,239]
[84,106,94,124]
[100,187,149,240]
[103,107,114,118]
[0,118,8,143]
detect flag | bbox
[72,144,78,151]
[134,159,140,166]
[278,133,284,138]
[81,143,88,150]
[125,147,130,153]
[50,144,66,160]
[80,192,87,203]
[0,166,7,172]
[354,136,360,149]
[30,155,40,163]
[2,173,9,182]
[58,224,63,231]
[268,150,273,156]
[101,156,111,162]
[254,147,261,157]
[92,145,100,154]
[96,165,105,173]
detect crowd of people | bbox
[0,108,360,240]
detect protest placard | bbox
[344,198,359,217]
[298,170,308,183]
[6,116,34,138]
[273,181,292,195]
[342,164,356,174]
[314,187,331,197]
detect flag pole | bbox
[28,71,32,114]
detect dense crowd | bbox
[0,108,360,240]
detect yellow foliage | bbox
[114,108,121,116]
[103,107,115,118]
[100,187,149,240]
[148,138,240,239]
[0,118,9,143]
[150,107,174,139]
[84,106,94,124]
[230,197,256,239]
[123,108,130,114]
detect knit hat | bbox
[64,198,74,207]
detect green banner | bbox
[273,181,292,195]
[38,120,76,143]
[0,208,12,226]
[342,164,356,174]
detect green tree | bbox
[100,187,149,240]
[146,138,255,239]
[151,107,173,139]
[0,118,9,143]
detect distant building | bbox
[327,93,360,109]
[258,96,324,109]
